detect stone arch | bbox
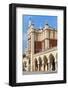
[34,58,38,71]
[49,54,55,71]
[38,57,42,71]
[43,55,48,71]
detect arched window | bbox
[49,54,55,71]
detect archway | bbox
[43,56,48,71]
[49,54,55,71]
[38,57,42,71]
[35,58,38,71]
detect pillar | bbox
[37,60,39,71]
[38,64,40,71]
[48,59,50,71]
[55,57,58,71]
[42,60,44,71]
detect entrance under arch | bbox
[38,57,42,71]
[35,58,38,71]
[49,54,55,71]
[43,56,48,71]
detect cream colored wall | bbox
[55,31,57,39]
[28,27,57,41]
[27,26,57,71]
[34,33,43,41]
[34,29,57,41]
[50,30,53,39]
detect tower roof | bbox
[44,20,56,30]
[44,20,49,30]
[28,17,34,34]
[28,17,34,28]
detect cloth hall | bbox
[23,18,57,74]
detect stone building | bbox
[23,18,57,73]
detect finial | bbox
[38,16,42,29]
[44,20,49,30]
[28,16,33,27]
[46,20,48,25]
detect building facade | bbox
[23,19,57,74]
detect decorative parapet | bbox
[33,47,57,57]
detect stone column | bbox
[48,59,50,71]
[48,63,50,71]
[37,60,39,71]
[45,65,48,71]
[34,61,36,72]
[42,60,44,71]
[38,64,39,71]
[43,64,44,71]
[55,57,58,71]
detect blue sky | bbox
[22,15,57,53]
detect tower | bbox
[27,17,35,71]
[44,21,50,49]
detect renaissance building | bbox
[23,18,57,74]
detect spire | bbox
[46,20,48,25]
[39,16,42,29]
[28,16,34,34]
[28,16,33,28]
[44,20,49,30]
